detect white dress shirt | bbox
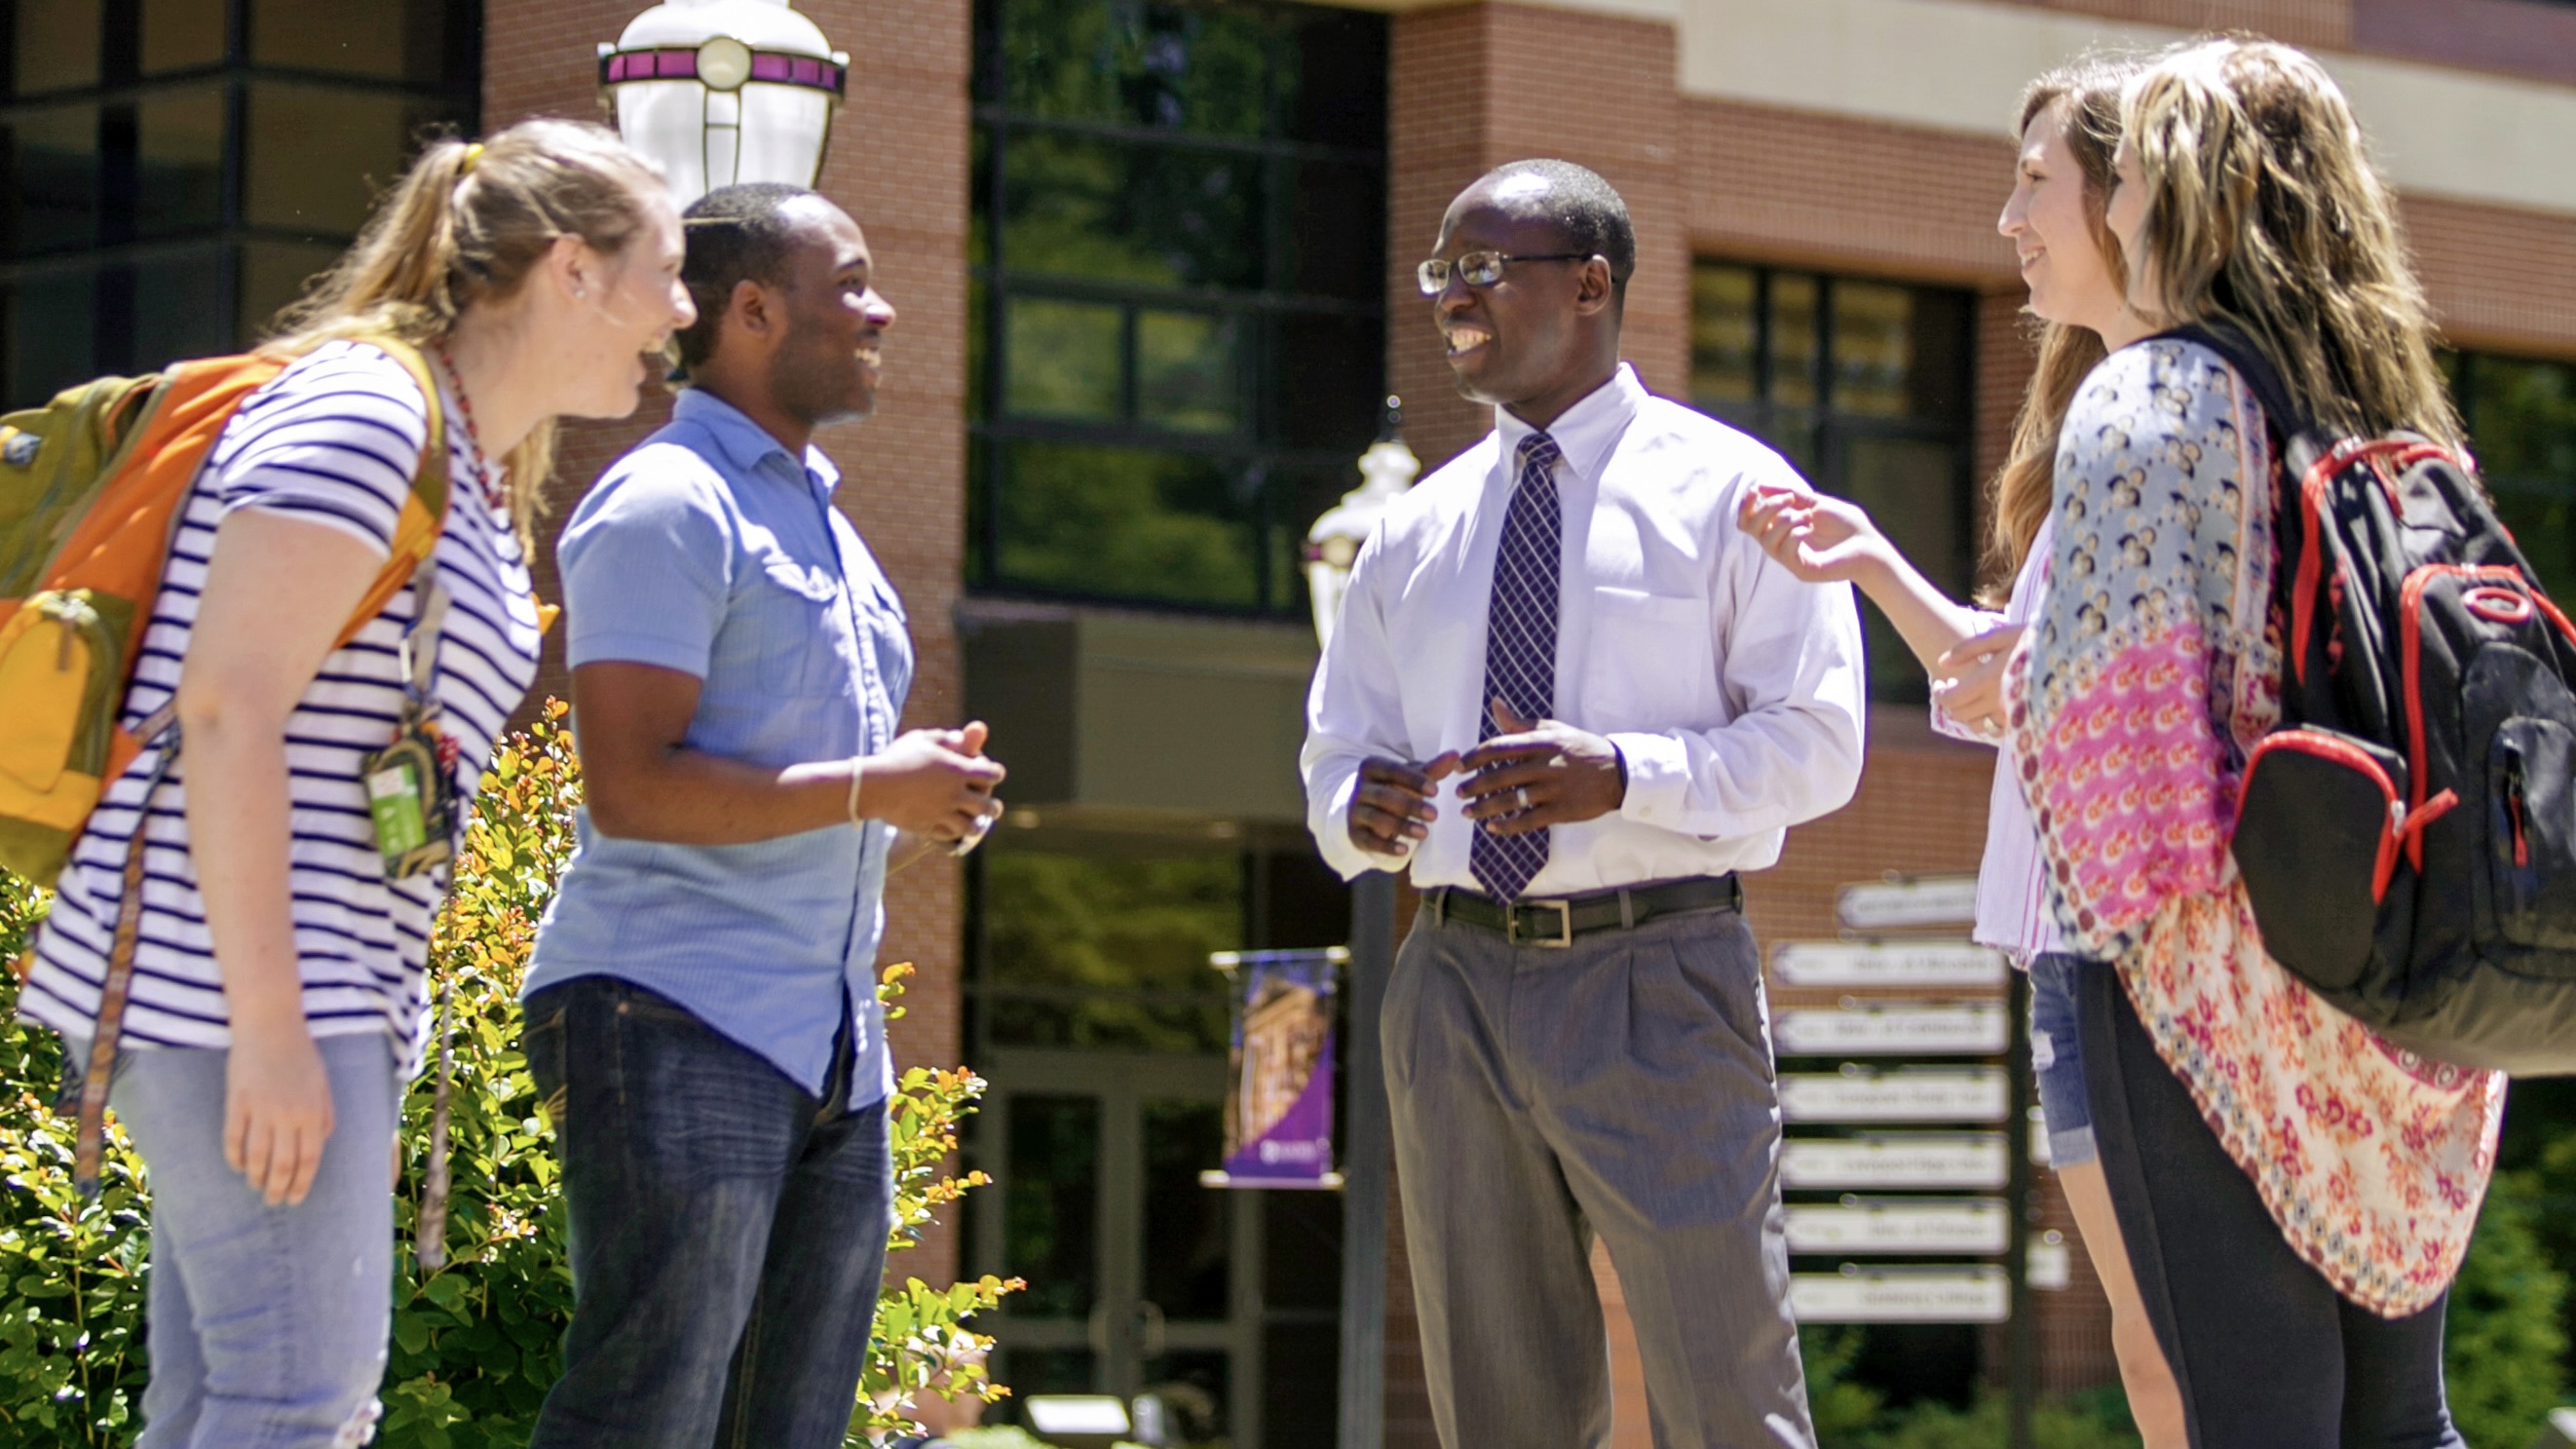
[1927,515,2065,960]
[1302,363,1868,894]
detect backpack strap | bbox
[332,337,450,650]
[2155,323,2308,443]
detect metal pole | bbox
[1337,870,1396,1449]
[2005,965,2036,1449]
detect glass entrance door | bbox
[978,1049,1259,1447]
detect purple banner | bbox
[1217,951,1339,1188]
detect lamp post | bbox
[1306,397,1420,1449]
[598,0,849,210]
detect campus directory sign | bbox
[1785,1198,2009,1254]
[1779,1065,2009,1123]
[1791,1265,2010,1324]
[1201,948,1345,1190]
[1774,1001,2009,1055]
[1772,940,2007,989]
[1772,875,2041,1324]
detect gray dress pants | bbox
[1384,901,1814,1449]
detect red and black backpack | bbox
[2188,324,2576,1072]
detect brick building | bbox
[7,0,2574,1443]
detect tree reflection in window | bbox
[0,0,474,406]
[972,849,1242,1054]
[969,0,1386,615]
[2455,351,2576,604]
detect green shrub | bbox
[0,705,1016,1447]
[1830,1390,2141,1449]
[2444,1169,2567,1449]
[0,872,148,1445]
[1799,1322,2140,1449]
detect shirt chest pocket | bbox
[750,555,852,697]
[1579,587,1714,734]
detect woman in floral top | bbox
[2006,37,2499,1446]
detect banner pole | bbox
[1338,870,1396,1449]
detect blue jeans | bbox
[2027,952,2099,1168]
[523,976,894,1449]
[95,1032,403,1449]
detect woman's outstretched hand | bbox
[1933,624,2027,739]
[1736,482,1892,585]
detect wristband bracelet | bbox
[847,758,865,828]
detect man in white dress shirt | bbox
[1302,160,1866,1449]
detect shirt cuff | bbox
[1929,700,1997,744]
[566,630,712,678]
[1316,768,1406,880]
[1610,731,1693,832]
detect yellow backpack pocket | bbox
[0,591,119,872]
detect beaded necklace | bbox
[431,338,508,515]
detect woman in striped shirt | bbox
[19,119,693,1446]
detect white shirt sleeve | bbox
[1607,513,1868,840]
[1301,527,1414,882]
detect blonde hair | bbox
[265,118,667,538]
[2120,36,2462,448]
[1983,57,2134,602]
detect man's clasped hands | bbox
[1346,699,1629,858]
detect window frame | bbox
[0,0,479,405]
[1690,259,1980,703]
[967,0,1387,620]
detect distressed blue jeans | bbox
[522,976,893,1449]
[90,1031,403,1449]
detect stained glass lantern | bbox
[599,0,849,209]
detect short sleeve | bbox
[557,443,738,679]
[213,342,431,557]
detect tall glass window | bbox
[968,0,1387,617]
[0,0,477,407]
[2453,350,2576,603]
[1691,260,1975,702]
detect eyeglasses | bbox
[1415,250,1592,296]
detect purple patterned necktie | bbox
[1471,431,1562,903]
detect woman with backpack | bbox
[2002,37,2501,1445]
[16,119,692,1445]
[1738,57,2187,1447]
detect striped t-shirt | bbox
[21,341,544,1063]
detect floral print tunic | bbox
[2003,337,2504,1317]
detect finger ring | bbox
[1514,785,1531,811]
[951,803,1003,858]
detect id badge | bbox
[360,703,456,879]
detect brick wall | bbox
[483,0,970,1286]
[1685,97,2022,289]
[2405,195,2576,359]
[1986,0,2350,49]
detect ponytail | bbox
[265,119,664,539]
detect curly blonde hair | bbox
[2119,36,2461,448]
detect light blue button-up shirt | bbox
[526,388,911,1107]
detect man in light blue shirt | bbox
[523,183,1004,1449]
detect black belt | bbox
[1426,875,1742,948]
